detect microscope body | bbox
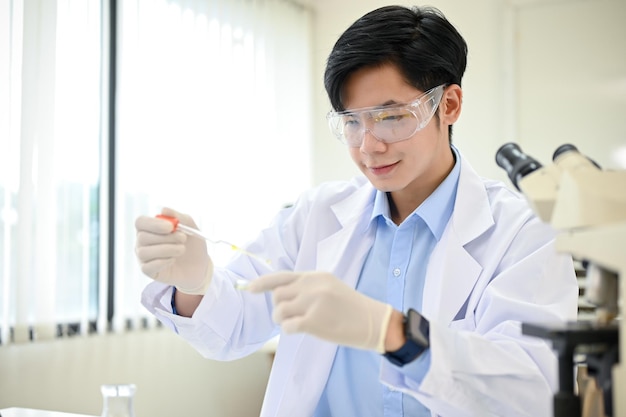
[497,143,625,417]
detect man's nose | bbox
[359,128,386,152]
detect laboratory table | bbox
[0,408,95,417]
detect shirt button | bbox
[393,268,401,277]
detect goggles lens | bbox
[327,84,446,147]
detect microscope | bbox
[495,143,626,417]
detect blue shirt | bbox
[313,148,460,417]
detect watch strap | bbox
[383,309,429,366]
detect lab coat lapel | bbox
[270,183,377,416]
[316,183,377,287]
[423,227,482,323]
[423,156,494,323]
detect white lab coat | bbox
[142,155,579,417]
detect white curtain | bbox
[0,0,313,341]
[0,0,103,343]
[115,0,313,330]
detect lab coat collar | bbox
[318,152,496,324]
[368,153,459,241]
[422,155,495,323]
[318,181,377,288]
[331,179,377,232]
[329,154,493,234]
[450,155,495,245]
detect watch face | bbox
[407,308,422,334]
[407,309,429,347]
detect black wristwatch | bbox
[383,308,430,366]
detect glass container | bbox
[100,384,137,417]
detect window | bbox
[0,0,313,342]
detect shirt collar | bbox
[369,146,461,241]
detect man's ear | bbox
[440,84,462,125]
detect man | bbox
[136,5,578,416]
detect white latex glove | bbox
[247,271,393,353]
[135,207,213,295]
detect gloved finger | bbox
[135,242,185,263]
[247,271,300,293]
[136,229,186,247]
[140,257,176,278]
[161,207,199,228]
[280,316,307,335]
[272,272,343,305]
[272,294,308,324]
[271,278,304,304]
[135,215,177,234]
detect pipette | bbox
[156,214,271,266]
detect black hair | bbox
[324,5,468,138]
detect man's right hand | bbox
[135,207,214,295]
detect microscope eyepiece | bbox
[553,143,601,169]
[552,143,579,161]
[495,143,543,191]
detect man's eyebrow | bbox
[352,100,400,110]
[345,99,405,112]
[379,99,403,107]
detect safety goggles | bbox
[326,84,446,148]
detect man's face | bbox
[342,64,456,201]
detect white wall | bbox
[309,0,626,186]
[515,0,626,171]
